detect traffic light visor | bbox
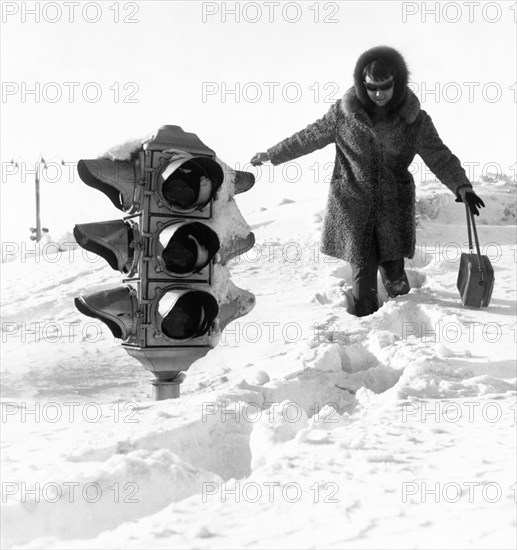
[74,286,138,340]
[74,219,138,275]
[77,158,140,213]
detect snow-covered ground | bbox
[1,176,516,549]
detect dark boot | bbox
[379,259,410,298]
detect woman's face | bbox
[364,75,394,107]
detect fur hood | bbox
[349,45,412,118]
[340,85,421,124]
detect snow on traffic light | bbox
[74,125,255,398]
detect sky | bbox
[1,0,516,242]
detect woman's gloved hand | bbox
[250,152,269,166]
[455,186,485,216]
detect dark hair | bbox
[363,59,394,82]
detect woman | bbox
[250,45,484,317]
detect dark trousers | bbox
[350,238,410,317]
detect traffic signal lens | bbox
[162,294,203,339]
[158,290,218,340]
[157,222,220,275]
[161,160,210,209]
[163,174,198,209]
[158,157,223,211]
[162,238,197,273]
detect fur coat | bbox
[266,46,473,266]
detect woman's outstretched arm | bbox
[251,101,339,166]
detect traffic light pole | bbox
[150,373,186,400]
[35,163,41,243]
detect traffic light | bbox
[74,126,256,398]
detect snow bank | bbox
[1,178,515,548]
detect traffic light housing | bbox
[74,126,256,398]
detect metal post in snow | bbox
[35,163,41,242]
